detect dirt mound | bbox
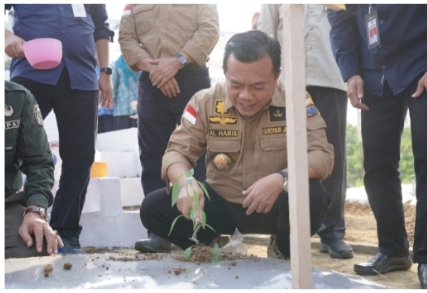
[173,245,258,264]
[344,201,416,245]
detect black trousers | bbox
[12,68,98,238]
[362,76,427,263]
[114,115,137,131]
[137,64,210,195]
[140,180,330,256]
[98,115,114,134]
[5,192,48,258]
[307,87,348,240]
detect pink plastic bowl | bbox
[23,38,62,70]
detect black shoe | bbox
[58,234,86,255]
[419,263,427,289]
[134,234,171,253]
[353,252,412,275]
[319,238,354,259]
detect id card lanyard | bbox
[365,4,380,49]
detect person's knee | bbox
[140,188,167,231]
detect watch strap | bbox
[23,206,47,221]
[277,170,288,180]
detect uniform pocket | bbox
[170,5,198,30]
[133,4,156,34]
[5,130,17,167]
[259,136,287,175]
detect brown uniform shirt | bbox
[162,82,334,204]
[119,4,219,71]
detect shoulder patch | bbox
[5,105,14,117]
[306,93,318,118]
[34,104,44,125]
[269,106,286,122]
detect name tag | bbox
[72,4,86,17]
[365,9,380,49]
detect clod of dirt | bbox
[235,276,239,279]
[174,268,187,275]
[43,264,53,273]
[44,272,49,278]
[174,245,251,264]
[230,261,237,266]
[63,263,73,270]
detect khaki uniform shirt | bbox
[5,81,54,209]
[258,4,346,91]
[162,82,334,204]
[119,4,219,71]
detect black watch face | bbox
[102,67,112,75]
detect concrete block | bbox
[120,177,144,207]
[79,177,147,248]
[96,128,139,152]
[100,151,141,178]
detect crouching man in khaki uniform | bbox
[140,30,334,259]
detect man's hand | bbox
[412,71,427,98]
[149,57,182,88]
[5,30,26,58]
[159,77,180,98]
[347,75,369,111]
[18,211,64,255]
[98,73,113,108]
[242,174,284,215]
[176,177,205,224]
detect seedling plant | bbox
[168,169,217,260]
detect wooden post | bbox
[282,4,312,289]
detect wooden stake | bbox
[282,4,312,289]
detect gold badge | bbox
[213,153,231,171]
[214,100,229,115]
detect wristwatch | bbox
[277,170,289,193]
[100,66,112,75]
[23,206,47,221]
[175,53,188,67]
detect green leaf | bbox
[184,246,193,260]
[201,210,206,229]
[171,183,182,207]
[197,181,210,201]
[168,215,184,236]
[188,168,194,177]
[205,223,216,233]
[190,209,195,221]
[186,176,193,186]
[193,189,199,206]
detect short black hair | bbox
[223,30,281,77]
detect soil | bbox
[341,201,416,246]
[83,200,419,289]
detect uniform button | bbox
[309,27,313,31]
[380,20,384,24]
[382,65,386,69]
[62,30,65,33]
[60,7,63,10]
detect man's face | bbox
[225,54,280,118]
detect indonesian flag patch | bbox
[183,105,197,125]
[122,4,131,16]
